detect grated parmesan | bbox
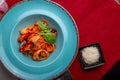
[81,46,100,64]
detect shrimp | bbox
[27,34,45,44]
[20,25,40,34]
[18,33,30,42]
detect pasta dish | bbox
[17,19,57,61]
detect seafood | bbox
[18,19,57,61]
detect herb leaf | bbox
[37,20,56,44]
[37,20,47,31]
[44,33,56,44]
[37,20,52,33]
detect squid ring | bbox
[32,49,49,61]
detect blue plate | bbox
[0,0,79,80]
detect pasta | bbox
[18,19,57,61]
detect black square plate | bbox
[78,43,105,70]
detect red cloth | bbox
[53,0,120,80]
[4,0,120,80]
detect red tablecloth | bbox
[4,0,120,80]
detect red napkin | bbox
[53,0,120,80]
[6,0,23,8]
[4,0,120,80]
[0,0,23,19]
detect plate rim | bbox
[0,0,79,79]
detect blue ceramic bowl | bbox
[0,0,79,80]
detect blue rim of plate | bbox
[0,0,79,80]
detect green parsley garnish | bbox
[37,20,56,44]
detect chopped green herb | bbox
[38,30,45,34]
[44,33,56,44]
[37,20,52,33]
[37,20,47,30]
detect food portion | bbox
[18,19,57,61]
[81,46,100,64]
